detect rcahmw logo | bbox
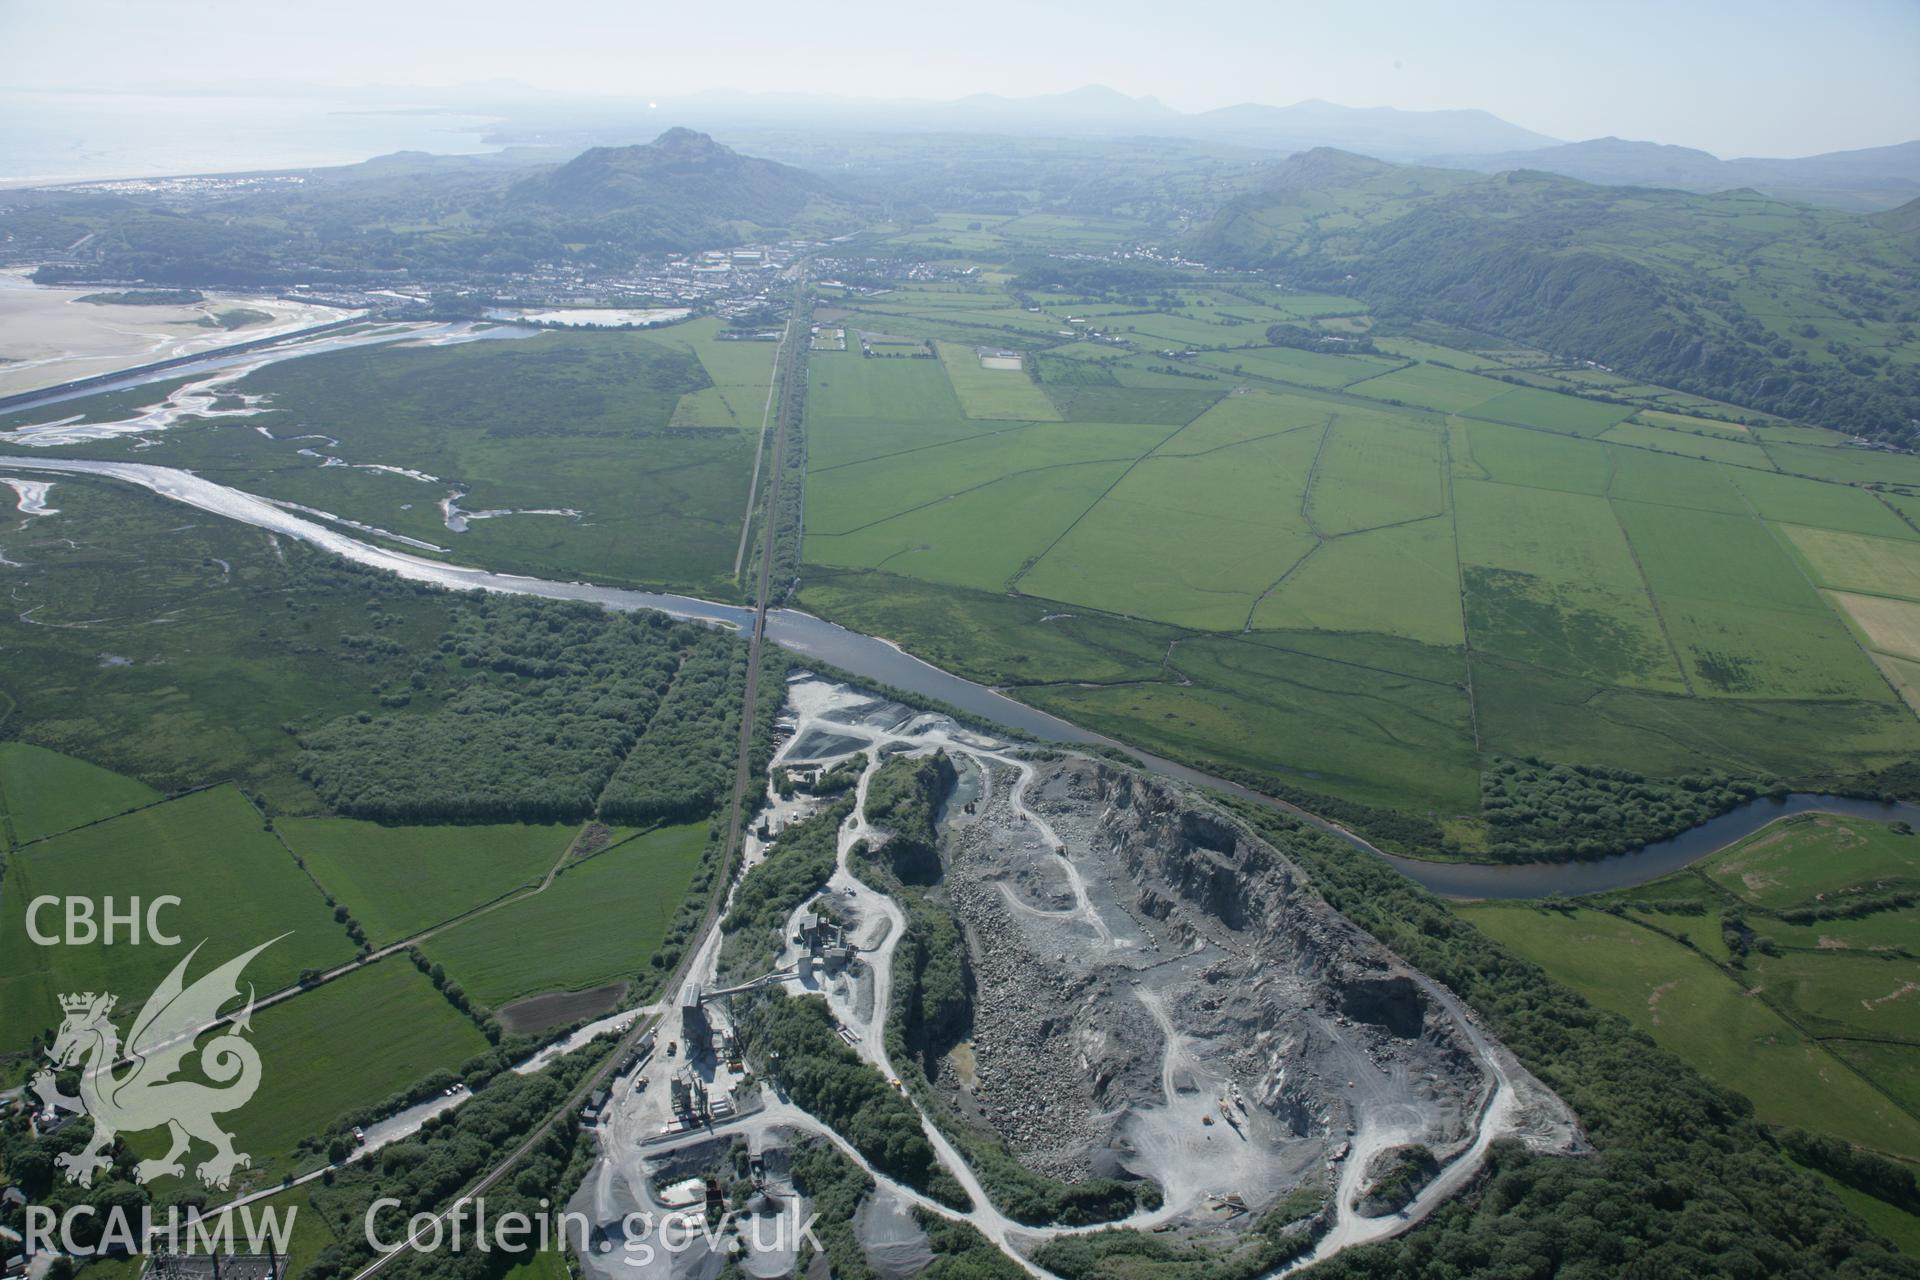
[25,1203,296,1260]
[35,938,280,1189]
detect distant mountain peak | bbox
[650,126,722,151]
[1059,84,1158,104]
[506,127,844,228]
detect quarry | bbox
[569,676,1584,1279]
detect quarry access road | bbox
[758,684,1536,1277]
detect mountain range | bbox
[1438,136,1920,211]
[488,83,1562,162]
[473,85,1916,208]
[53,79,1917,209]
[1193,148,1920,442]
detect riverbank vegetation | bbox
[598,638,785,824]
[75,288,205,305]
[1480,757,1780,861]
[295,598,688,822]
[8,321,772,595]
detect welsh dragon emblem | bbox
[34,939,279,1189]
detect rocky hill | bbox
[5,129,866,286]
[1192,151,1920,445]
[506,127,861,247]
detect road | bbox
[346,282,812,1280]
[731,319,790,579]
[727,684,1535,1275]
[13,276,1522,1278]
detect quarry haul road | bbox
[331,294,811,1280]
[10,494,1528,1276]
[614,688,1534,1277]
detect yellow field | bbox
[1787,525,1920,599]
[1871,650,1920,715]
[1637,408,1749,434]
[935,341,1062,420]
[1828,590,1920,661]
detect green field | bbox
[420,820,708,1009]
[1460,806,1920,1233]
[0,785,356,1058]
[0,742,161,844]
[661,316,779,425]
[1606,444,1748,513]
[1017,426,1321,630]
[1455,480,1683,689]
[1768,442,1920,487]
[1305,412,1444,534]
[1461,421,1610,495]
[1458,904,1920,1160]
[1615,501,1888,699]
[1249,516,1463,646]
[1601,418,1778,468]
[806,447,1138,594]
[187,958,488,1190]
[1733,468,1916,539]
[935,342,1061,420]
[1025,631,1480,812]
[811,347,964,423]
[11,326,760,594]
[1345,362,1512,413]
[1785,525,1920,598]
[1637,408,1756,437]
[796,232,1920,821]
[280,817,584,945]
[1757,950,1920,1042]
[1194,345,1401,389]
[1704,813,1920,908]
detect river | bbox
[0,454,1896,898]
[1,410,1906,900]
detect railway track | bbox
[348,281,812,1280]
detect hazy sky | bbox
[5,0,1917,157]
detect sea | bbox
[0,89,502,185]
